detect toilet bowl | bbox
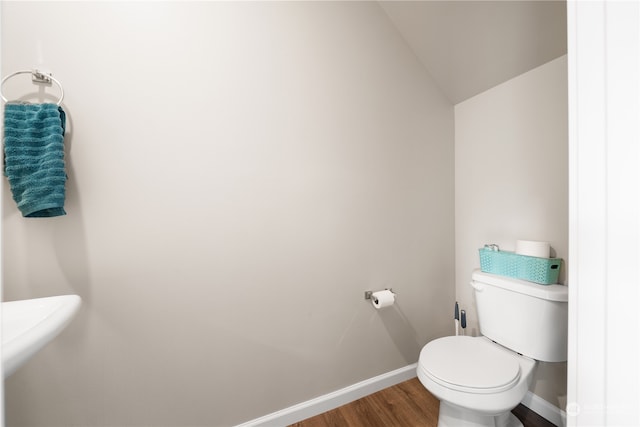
[417,335,536,427]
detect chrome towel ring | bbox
[1,69,64,106]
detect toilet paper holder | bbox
[364,289,395,300]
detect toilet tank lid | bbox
[471,269,568,302]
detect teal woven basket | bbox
[478,248,562,285]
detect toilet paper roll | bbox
[515,240,550,258]
[371,290,395,309]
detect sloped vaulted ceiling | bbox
[379,1,567,104]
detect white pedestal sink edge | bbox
[2,295,82,378]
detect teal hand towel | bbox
[3,103,67,217]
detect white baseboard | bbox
[235,363,565,427]
[235,363,418,427]
[521,391,566,427]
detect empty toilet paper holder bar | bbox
[364,289,394,300]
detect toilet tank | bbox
[470,269,568,362]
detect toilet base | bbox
[438,402,523,427]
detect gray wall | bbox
[455,56,568,408]
[1,2,455,426]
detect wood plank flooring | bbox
[289,378,556,427]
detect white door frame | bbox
[567,1,640,425]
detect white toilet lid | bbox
[419,336,521,393]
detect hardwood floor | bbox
[289,378,556,427]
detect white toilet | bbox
[417,269,568,427]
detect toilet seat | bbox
[419,336,521,394]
